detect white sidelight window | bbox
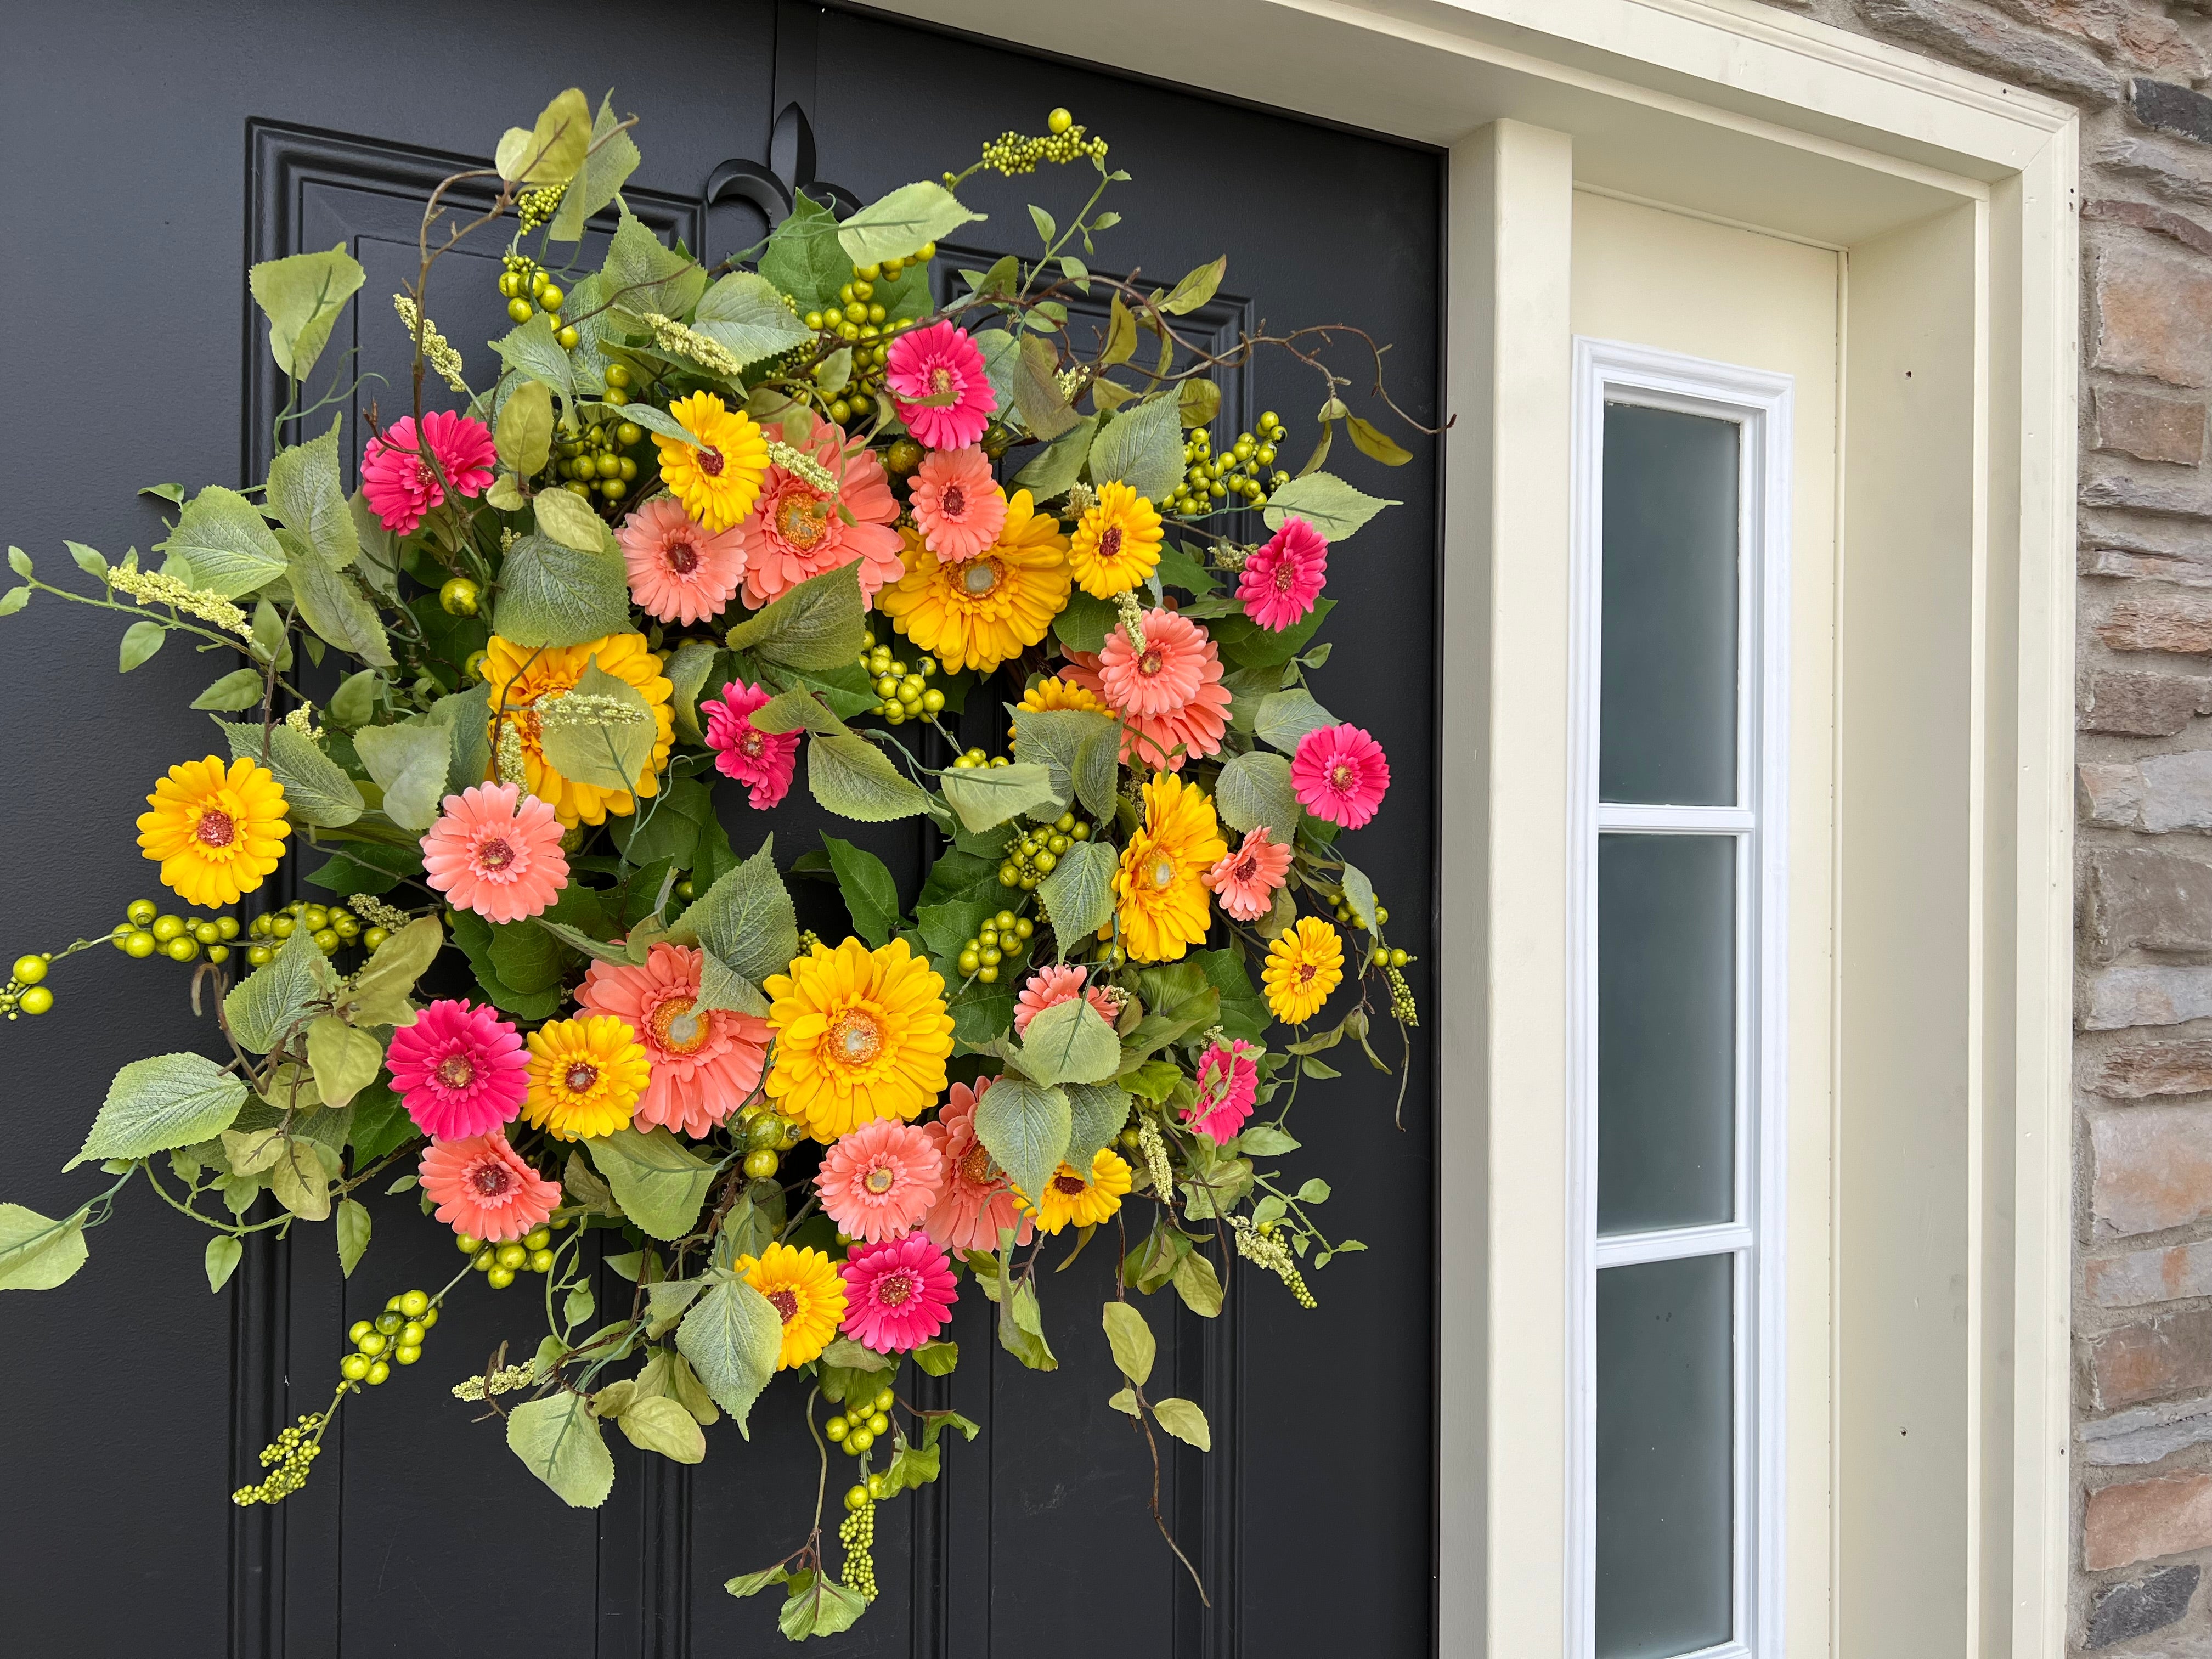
[1568,340,1792,1659]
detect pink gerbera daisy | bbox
[574,943,770,1138]
[618,496,748,624]
[885,320,998,452]
[702,680,802,809]
[361,410,497,535]
[735,414,905,608]
[1012,963,1121,1037]
[420,782,569,922]
[418,1131,562,1243]
[1062,610,1233,772]
[839,1232,958,1354]
[1290,724,1392,829]
[921,1077,1034,1255]
[816,1118,944,1243]
[1201,826,1294,922]
[907,446,1006,564]
[1186,1039,1260,1143]
[385,999,530,1139]
[1237,517,1329,630]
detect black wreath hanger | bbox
[701,101,860,262]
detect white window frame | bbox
[1566,337,1793,1659]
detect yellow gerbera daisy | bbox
[1067,480,1163,598]
[523,1014,651,1141]
[1113,774,1226,962]
[482,632,675,826]
[735,1242,847,1369]
[1008,673,1109,741]
[1262,916,1345,1025]
[652,391,770,532]
[762,937,956,1142]
[136,755,290,908]
[1022,1148,1133,1234]
[876,491,1071,674]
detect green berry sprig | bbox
[825,1386,897,1458]
[1,951,53,1018]
[458,1222,561,1291]
[111,896,243,967]
[738,1108,803,1181]
[340,1286,440,1387]
[802,281,924,424]
[1166,412,1290,517]
[984,811,1091,893]
[838,1491,879,1601]
[858,629,945,724]
[241,898,366,966]
[233,1412,329,1506]
[496,255,577,347]
[955,908,1036,986]
[950,108,1108,180]
[552,376,646,505]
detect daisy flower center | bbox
[435,1054,477,1090]
[1274,562,1297,592]
[1051,1172,1088,1195]
[1149,855,1177,890]
[664,538,701,575]
[941,483,968,517]
[740,729,765,758]
[960,1144,994,1184]
[931,366,956,396]
[1098,526,1124,559]
[1329,761,1357,792]
[864,1162,897,1195]
[1297,962,1318,985]
[471,1161,514,1198]
[962,561,1001,596]
[563,1061,600,1093]
[697,445,725,477]
[195,808,237,848]
[776,491,831,550]
[477,837,516,872]
[1231,854,1258,882]
[831,1010,884,1065]
[1137,646,1165,677]
[768,1288,799,1323]
[874,1270,916,1308]
[650,997,708,1056]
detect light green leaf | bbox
[1158,256,1226,317]
[697,953,770,1018]
[495,87,591,185]
[1339,862,1379,934]
[1254,689,1337,754]
[585,1128,715,1242]
[913,1340,960,1378]
[216,718,365,827]
[306,1017,385,1110]
[780,1572,870,1640]
[266,418,360,569]
[724,560,866,671]
[1346,415,1414,466]
[1171,1248,1223,1317]
[1215,749,1301,836]
[1261,472,1398,541]
[1108,1384,1139,1417]
[334,1198,371,1277]
[821,834,900,949]
[549,93,641,241]
[329,669,381,729]
[224,925,336,1054]
[665,640,718,744]
[349,491,402,600]
[168,486,288,600]
[1101,1301,1156,1386]
[940,762,1058,834]
[668,836,798,983]
[1151,1395,1211,1451]
[1011,707,1118,814]
[1012,415,1097,500]
[677,1277,784,1436]
[1018,996,1120,1087]
[973,326,1019,411]
[973,1075,1071,1208]
[70,1053,249,1170]
[204,1233,243,1294]
[495,379,554,476]
[749,687,850,737]
[538,659,655,795]
[1086,394,1183,503]
[600,206,706,331]
[492,311,575,402]
[1013,334,1080,441]
[249,245,364,381]
[266,1139,333,1222]
[532,485,614,556]
[119,619,167,673]
[837,179,984,266]
[725,1566,790,1600]
[1064,1081,1130,1169]
[758,195,851,311]
[193,670,268,712]
[287,543,392,667]
[340,915,444,1028]
[616,1392,708,1463]
[0,1204,89,1291]
[427,689,492,796]
[808,732,932,822]
[492,532,631,647]
[506,1392,617,1508]
[1178,376,1221,430]
[0,586,27,617]
[1037,840,1115,958]
[1003,1276,1058,1371]
[692,271,816,367]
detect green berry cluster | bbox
[459,1222,560,1290]
[1328,893,1413,968]
[857,628,945,724]
[233,1412,328,1506]
[1,951,53,1018]
[953,108,1108,178]
[109,896,244,968]
[738,1108,803,1181]
[554,375,645,505]
[240,898,369,967]
[802,276,924,424]
[516,182,567,232]
[340,1286,438,1386]
[1167,413,1290,517]
[1385,962,1419,1027]
[825,1386,896,1457]
[496,255,578,347]
[838,1493,879,1600]
[956,907,1035,985]
[989,811,1090,893]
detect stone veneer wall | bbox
[1767,0,2212,1648]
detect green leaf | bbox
[1011,414,1096,500]
[216,718,366,828]
[268,1137,332,1221]
[913,1340,960,1378]
[692,271,816,368]
[338,915,445,1027]
[677,1278,784,1435]
[495,87,591,185]
[1013,334,1080,441]
[1108,1384,1139,1417]
[506,1392,617,1508]
[1171,1248,1223,1317]
[1261,472,1398,541]
[538,659,656,795]
[780,1571,870,1640]
[493,532,631,647]
[759,195,851,312]
[1011,707,1118,814]
[1064,1081,1129,1169]
[266,418,360,569]
[1235,1124,1299,1155]
[204,1233,244,1294]
[1177,376,1221,431]
[285,539,392,668]
[328,669,381,728]
[1002,1276,1058,1371]
[334,1198,371,1277]
[1215,750,1301,836]
[1053,592,1116,656]
[224,926,337,1053]
[1101,1300,1156,1386]
[664,640,719,744]
[1073,728,1120,822]
[972,325,1020,411]
[1189,947,1269,1044]
[1087,395,1183,503]
[0,1204,90,1291]
[616,1393,708,1464]
[585,1128,715,1242]
[1346,415,1414,466]
[118,619,167,672]
[1018,996,1120,1087]
[668,837,799,984]
[70,1053,249,1170]
[1254,689,1337,754]
[1339,862,1379,934]
[352,721,450,832]
[600,205,706,331]
[549,93,641,240]
[1155,544,1219,597]
[1100,295,1138,366]
[1151,1395,1212,1451]
[725,1565,791,1600]
[1037,840,1116,958]
[808,733,932,822]
[940,762,1058,834]
[973,1075,1071,1207]
[0,586,27,617]
[249,245,364,380]
[1158,255,1226,316]
[837,179,984,266]
[427,687,493,797]
[306,1017,384,1110]
[495,379,555,476]
[491,311,575,402]
[530,482,610,552]
[168,486,288,600]
[750,687,850,738]
[724,560,866,671]
[821,834,900,948]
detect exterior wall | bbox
[1770,1,2212,1649]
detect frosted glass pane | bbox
[1596,1254,1734,1659]
[1598,834,1736,1233]
[1600,403,1739,806]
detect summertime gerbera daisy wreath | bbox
[0,87,1433,1639]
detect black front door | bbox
[1,5,1440,1654]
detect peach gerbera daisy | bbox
[418,1131,562,1243]
[816,1117,943,1243]
[908,445,1006,563]
[921,1077,1034,1254]
[1201,826,1293,922]
[420,782,569,923]
[617,496,747,624]
[1062,608,1232,772]
[1012,963,1121,1037]
[574,943,770,1138]
[735,413,905,608]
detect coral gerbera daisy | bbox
[652,391,770,533]
[885,319,998,452]
[761,937,956,1142]
[736,1242,847,1370]
[875,491,1070,674]
[1062,608,1232,771]
[419,781,569,923]
[921,1077,1035,1254]
[735,413,905,608]
[702,680,802,809]
[1113,774,1227,963]
[136,754,290,908]
[521,1014,651,1141]
[1012,963,1120,1037]
[1201,826,1293,923]
[1022,1148,1134,1235]
[1237,516,1329,630]
[1262,916,1345,1025]
[617,496,748,625]
[418,1131,562,1243]
[384,999,529,1139]
[907,446,1007,564]
[575,943,770,1138]
[362,410,498,535]
[481,632,675,826]
[839,1233,958,1354]
[1290,723,1392,830]
[1186,1039,1260,1143]
[816,1117,944,1243]
[1067,480,1163,597]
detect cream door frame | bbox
[871,2,2080,1652]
